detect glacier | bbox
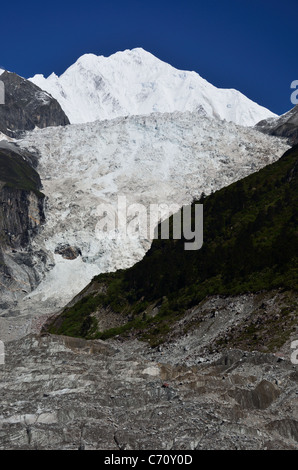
[10,111,288,332]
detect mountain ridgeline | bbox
[47,145,298,346]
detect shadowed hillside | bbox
[47,145,298,347]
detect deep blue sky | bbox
[1,0,297,115]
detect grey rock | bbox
[54,244,82,260]
[256,105,298,145]
[0,71,69,138]
[0,143,49,320]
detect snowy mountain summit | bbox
[30,48,276,126]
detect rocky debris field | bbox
[0,332,297,450]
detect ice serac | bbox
[30,48,276,126]
[0,71,70,137]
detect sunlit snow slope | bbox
[30,48,276,126]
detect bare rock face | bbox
[0,142,47,314]
[0,71,69,138]
[0,142,45,246]
[256,105,298,145]
[0,183,44,249]
[228,380,280,411]
[54,244,82,260]
[0,70,69,323]
[0,334,297,450]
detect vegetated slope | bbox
[256,104,298,145]
[0,71,69,138]
[30,48,276,126]
[47,145,298,348]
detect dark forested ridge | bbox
[47,145,298,344]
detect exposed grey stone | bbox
[0,334,297,450]
[256,105,298,145]
[0,71,69,138]
[54,244,82,260]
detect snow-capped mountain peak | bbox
[16,110,288,313]
[30,48,277,126]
